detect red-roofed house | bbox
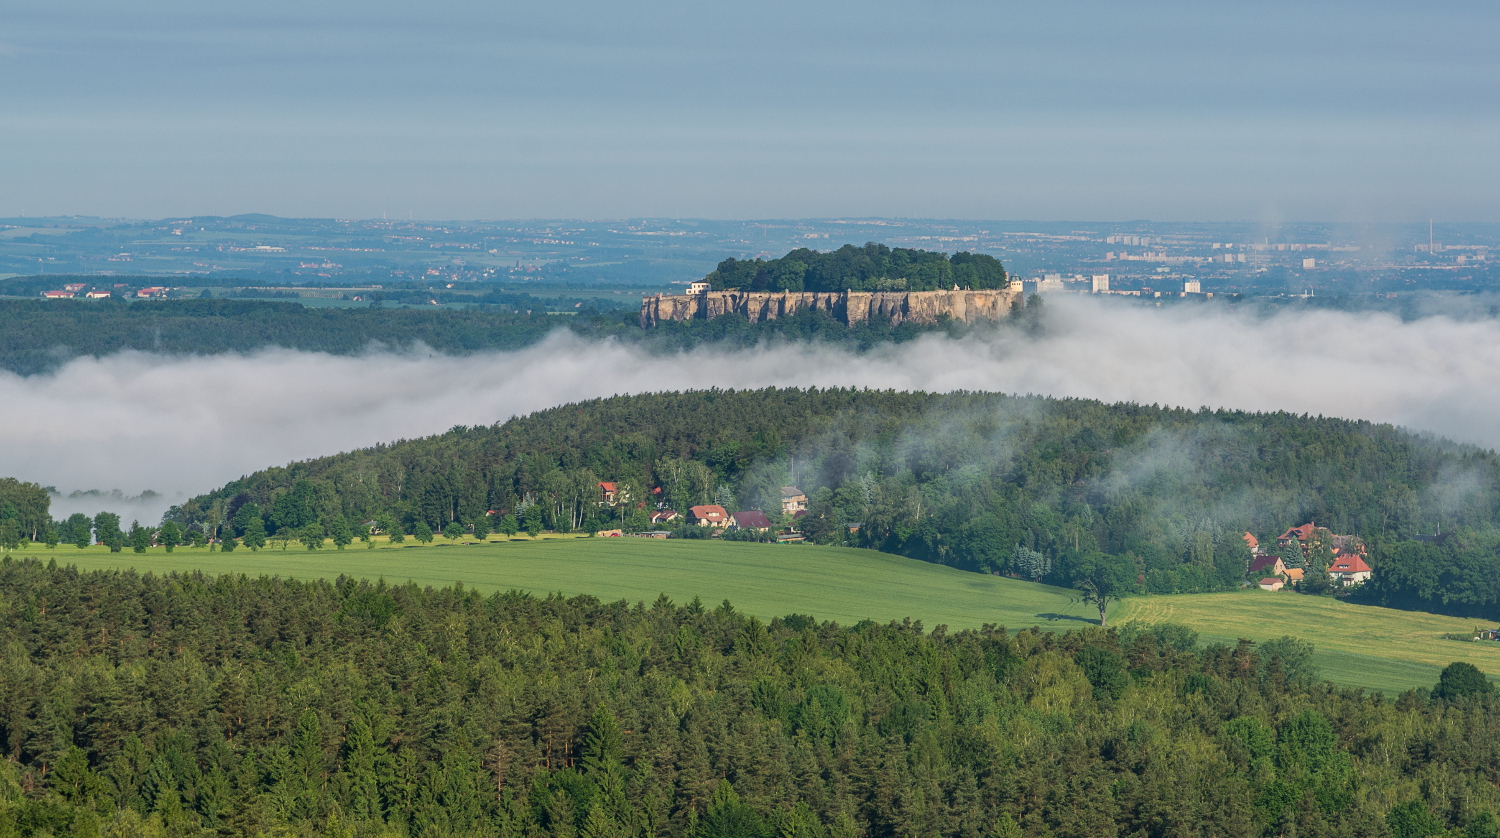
[1328,553,1372,585]
[732,510,773,531]
[42,290,75,299]
[1249,555,1287,577]
[1243,532,1262,554]
[1258,578,1284,592]
[598,482,618,505]
[649,510,680,525]
[688,505,731,528]
[1277,522,1318,548]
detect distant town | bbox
[2,216,1497,303]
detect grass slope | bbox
[31,537,1092,632]
[19,538,1497,693]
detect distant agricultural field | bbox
[24,536,1499,694]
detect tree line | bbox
[705,244,1009,293]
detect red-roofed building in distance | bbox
[1328,553,1372,586]
[42,290,75,298]
[1258,578,1285,592]
[648,510,680,525]
[688,505,731,528]
[598,482,618,505]
[84,290,112,299]
[136,287,169,299]
[732,511,774,531]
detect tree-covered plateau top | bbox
[705,243,1009,293]
[169,388,1500,618]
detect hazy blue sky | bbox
[3,0,1496,220]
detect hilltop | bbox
[158,388,1500,620]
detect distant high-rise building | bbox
[1302,258,1316,269]
[1183,279,1201,294]
[1091,274,1110,293]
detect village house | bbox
[42,290,75,299]
[1258,578,1285,592]
[1284,567,1305,585]
[780,487,808,515]
[1249,555,1287,577]
[648,509,680,525]
[598,482,618,505]
[63,283,87,292]
[688,504,731,527]
[732,510,774,532]
[1328,553,1372,586]
[1276,522,1319,549]
[84,290,112,299]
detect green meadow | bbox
[18,536,1496,694]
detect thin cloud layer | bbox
[3,296,1498,520]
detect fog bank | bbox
[4,297,1498,520]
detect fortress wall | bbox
[640,288,1022,328]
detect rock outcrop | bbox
[639,288,1023,328]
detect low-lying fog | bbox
[7,296,1500,523]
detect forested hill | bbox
[173,388,1500,614]
[706,244,1008,292]
[5,559,1500,838]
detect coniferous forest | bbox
[164,389,1500,617]
[2,558,1499,838]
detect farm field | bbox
[19,537,1497,694]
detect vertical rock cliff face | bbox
[639,288,1023,328]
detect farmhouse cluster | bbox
[593,482,809,542]
[1244,522,1372,592]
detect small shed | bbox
[1258,578,1284,592]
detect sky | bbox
[3,0,1497,221]
[9,297,1500,522]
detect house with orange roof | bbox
[1328,553,1372,586]
[688,505,731,528]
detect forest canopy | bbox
[705,244,1009,293]
[0,559,1497,838]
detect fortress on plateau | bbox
[639,285,1025,328]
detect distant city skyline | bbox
[3,0,1497,221]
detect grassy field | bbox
[13,537,1498,693]
[25,536,1093,633]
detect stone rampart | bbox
[639,288,1022,328]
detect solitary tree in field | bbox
[190,528,207,549]
[68,513,92,549]
[443,522,463,541]
[129,521,150,554]
[1070,552,1135,627]
[159,521,182,553]
[299,523,325,551]
[243,517,267,551]
[413,521,434,544]
[331,517,353,550]
[499,514,519,540]
[472,516,491,541]
[219,534,237,552]
[524,505,543,539]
